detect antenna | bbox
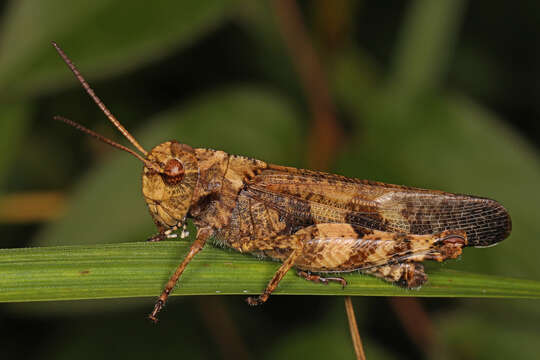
[54,116,161,172]
[51,41,148,156]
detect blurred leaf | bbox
[39,301,214,359]
[265,302,397,360]
[388,0,466,102]
[436,311,540,359]
[1,241,540,303]
[0,0,236,98]
[0,102,30,190]
[34,86,303,247]
[331,46,380,112]
[236,1,305,102]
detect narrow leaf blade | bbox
[1,241,539,303]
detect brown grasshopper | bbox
[52,42,512,322]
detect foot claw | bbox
[147,233,166,242]
[246,296,266,306]
[148,300,164,322]
[329,277,347,289]
[147,228,180,242]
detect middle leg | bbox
[297,270,347,288]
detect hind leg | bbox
[362,263,427,288]
[241,224,466,304]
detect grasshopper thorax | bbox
[142,141,199,229]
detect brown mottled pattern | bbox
[248,165,511,247]
[217,220,464,288]
[217,192,286,248]
[189,151,268,231]
[142,141,199,229]
[289,224,464,273]
[138,144,510,314]
[363,263,427,288]
[188,153,279,245]
[190,148,229,202]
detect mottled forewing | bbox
[244,165,511,247]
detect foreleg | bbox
[148,226,213,322]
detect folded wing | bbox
[244,165,511,247]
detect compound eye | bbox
[163,158,184,184]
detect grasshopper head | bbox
[142,141,199,229]
[51,42,200,233]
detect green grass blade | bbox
[1,241,539,303]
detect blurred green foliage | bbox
[1,0,540,359]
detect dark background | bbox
[1,1,539,359]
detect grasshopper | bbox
[52,42,512,322]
